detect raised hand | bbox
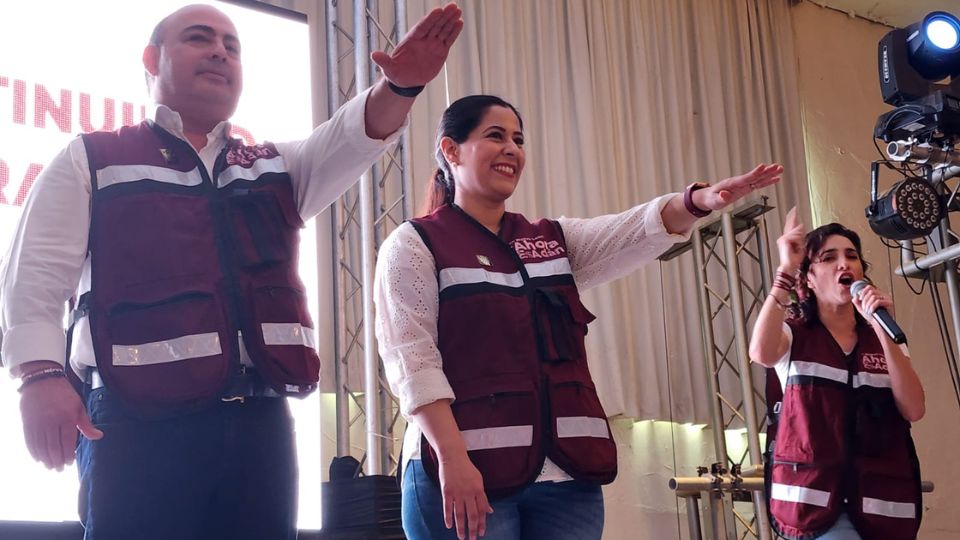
[777,206,805,274]
[696,163,783,212]
[371,2,464,88]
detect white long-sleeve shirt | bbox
[374,194,695,480]
[0,87,402,375]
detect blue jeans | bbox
[817,513,862,540]
[402,459,604,540]
[76,387,297,540]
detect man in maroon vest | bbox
[0,3,463,539]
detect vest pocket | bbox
[546,379,617,483]
[94,192,219,291]
[854,396,905,456]
[774,385,847,463]
[850,467,921,540]
[244,285,320,394]
[534,289,596,363]
[226,190,301,268]
[769,463,844,539]
[438,379,541,496]
[103,291,231,404]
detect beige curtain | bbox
[265,0,809,423]
[401,0,809,423]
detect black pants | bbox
[77,387,297,540]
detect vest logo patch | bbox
[511,235,565,259]
[476,254,491,266]
[159,148,175,164]
[226,143,278,167]
[861,353,887,372]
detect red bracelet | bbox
[773,279,793,292]
[17,367,66,393]
[775,270,797,286]
[773,270,796,291]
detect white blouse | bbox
[374,194,695,481]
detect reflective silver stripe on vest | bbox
[438,267,524,293]
[437,259,574,293]
[262,323,317,349]
[112,332,222,366]
[853,372,892,389]
[862,497,915,519]
[461,425,534,451]
[787,361,848,385]
[770,482,831,507]
[218,155,287,188]
[525,258,573,279]
[556,416,609,439]
[97,164,204,190]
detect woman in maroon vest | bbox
[750,210,925,540]
[375,94,782,540]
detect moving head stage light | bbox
[869,11,960,242]
[871,12,960,425]
[876,11,960,143]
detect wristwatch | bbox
[683,182,712,218]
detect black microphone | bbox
[850,280,906,344]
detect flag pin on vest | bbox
[476,254,491,266]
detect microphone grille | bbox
[850,280,868,296]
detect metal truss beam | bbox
[327,0,411,476]
[666,200,776,540]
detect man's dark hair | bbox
[145,14,172,88]
[149,15,169,47]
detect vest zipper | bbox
[771,459,809,472]
[554,381,585,393]
[152,133,246,382]
[447,205,555,461]
[262,285,305,296]
[771,458,843,471]
[108,291,213,315]
[205,147,246,380]
[486,390,531,406]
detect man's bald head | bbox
[149,4,233,46]
[143,4,243,132]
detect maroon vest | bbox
[410,204,618,498]
[80,121,319,411]
[769,318,922,540]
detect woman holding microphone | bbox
[750,209,925,540]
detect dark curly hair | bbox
[787,222,870,324]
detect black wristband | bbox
[387,81,425,98]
